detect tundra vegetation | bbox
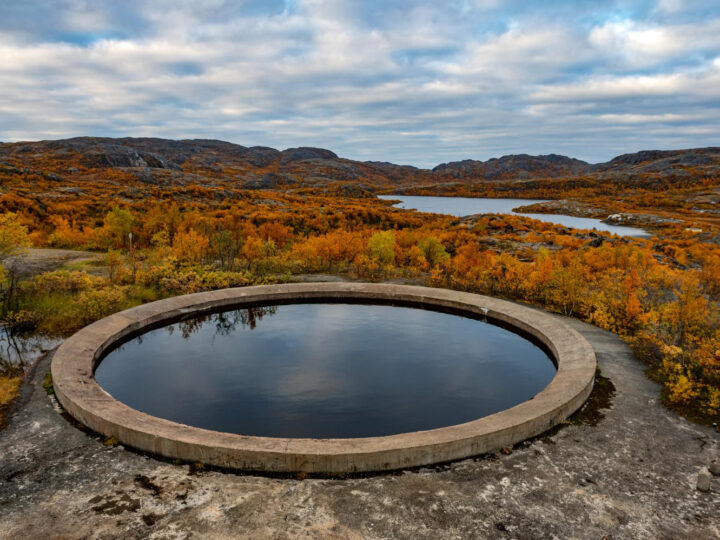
[0,139,718,425]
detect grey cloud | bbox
[0,0,718,166]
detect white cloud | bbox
[0,0,719,165]
[442,24,588,82]
[531,73,685,101]
[531,60,720,102]
[589,19,720,66]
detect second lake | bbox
[379,195,649,237]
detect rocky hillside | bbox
[432,154,591,180]
[591,148,720,177]
[0,137,434,195]
[1,137,718,193]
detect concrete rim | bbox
[51,283,596,473]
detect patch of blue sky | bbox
[49,31,129,46]
[165,62,205,77]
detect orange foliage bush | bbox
[172,229,210,263]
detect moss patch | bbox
[42,372,54,395]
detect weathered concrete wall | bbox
[51,283,596,473]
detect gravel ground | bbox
[0,315,718,539]
[9,248,104,278]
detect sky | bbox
[0,0,719,168]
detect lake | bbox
[379,195,649,237]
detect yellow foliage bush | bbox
[666,373,700,405]
[33,270,105,294]
[0,212,30,259]
[137,258,253,294]
[367,231,396,265]
[75,286,126,324]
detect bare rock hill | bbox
[1,137,718,189]
[433,154,591,180]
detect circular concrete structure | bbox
[51,283,596,473]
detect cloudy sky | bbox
[1,0,719,167]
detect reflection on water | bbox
[96,303,556,439]
[379,195,649,237]
[171,306,278,339]
[0,325,61,375]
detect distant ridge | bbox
[1,137,719,190]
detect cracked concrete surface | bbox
[1,316,718,539]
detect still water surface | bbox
[95,303,556,439]
[379,195,649,237]
[0,325,61,371]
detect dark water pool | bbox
[95,303,556,439]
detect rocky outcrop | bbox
[393,182,465,194]
[81,146,182,170]
[592,148,720,174]
[239,146,281,167]
[326,182,375,198]
[433,148,720,181]
[243,172,297,190]
[279,147,338,164]
[282,158,365,181]
[604,213,683,226]
[513,200,608,218]
[433,154,591,180]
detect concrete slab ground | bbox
[1,312,719,539]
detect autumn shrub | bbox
[46,216,93,248]
[137,258,256,295]
[0,376,21,406]
[258,222,292,247]
[101,206,136,249]
[166,269,250,294]
[354,253,393,280]
[588,270,649,334]
[0,375,22,425]
[367,231,396,265]
[417,236,449,267]
[32,270,105,294]
[290,231,365,272]
[628,331,665,372]
[172,229,210,263]
[406,245,429,272]
[3,309,39,332]
[75,286,127,325]
[16,284,129,334]
[0,212,30,258]
[106,250,126,283]
[209,229,241,270]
